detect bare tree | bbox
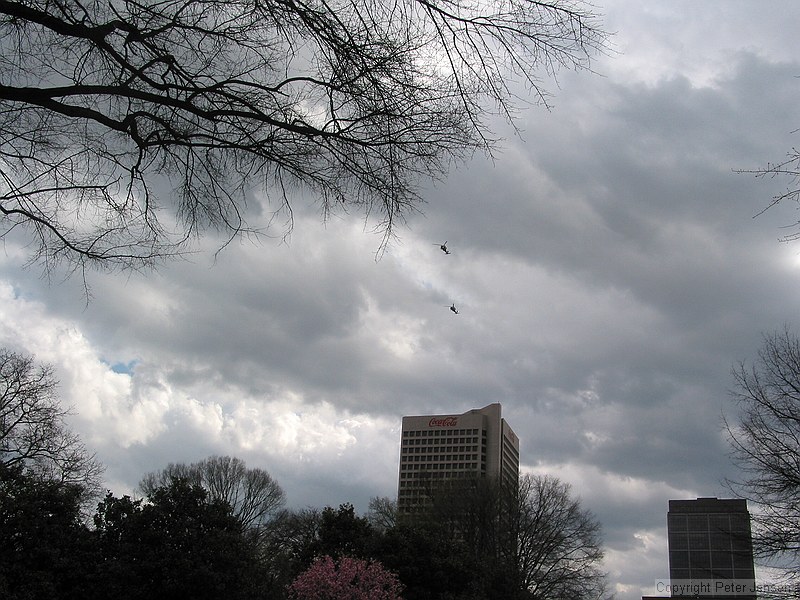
[0,0,608,274]
[367,496,397,532]
[0,348,104,499]
[419,473,608,600]
[736,150,800,242]
[139,455,285,529]
[510,474,608,600]
[725,326,800,585]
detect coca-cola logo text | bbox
[428,417,458,427]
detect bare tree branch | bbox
[139,454,286,530]
[0,0,609,275]
[735,146,800,242]
[725,326,800,590]
[0,348,104,505]
[418,473,609,600]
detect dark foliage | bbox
[92,478,268,600]
[0,463,96,600]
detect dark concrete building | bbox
[664,497,756,599]
[644,498,757,600]
[667,498,755,582]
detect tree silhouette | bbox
[0,463,97,599]
[0,0,607,274]
[737,150,800,242]
[417,474,608,600]
[93,478,265,600]
[139,455,285,529]
[0,348,103,505]
[726,326,800,586]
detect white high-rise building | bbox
[397,403,519,514]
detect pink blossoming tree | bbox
[288,555,403,600]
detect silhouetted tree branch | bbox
[419,473,609,600]
[736,147,800,242]
[0,0,608,274]
[0,348,103,504]
[726,326,800,588]
[512,474,607,600]
[139,455,285,530]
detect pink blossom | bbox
[288,555,403,600]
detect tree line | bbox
[10,326,800,600]
[1,347,609,600]
[10,331,800,599]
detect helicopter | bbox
[434,241,451,255]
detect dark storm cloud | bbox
[392,46,800,595]
[2,4,800,599]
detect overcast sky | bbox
[2,1,799,598]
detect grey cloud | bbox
[2,6,800,600]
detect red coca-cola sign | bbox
[429,416,458,427]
